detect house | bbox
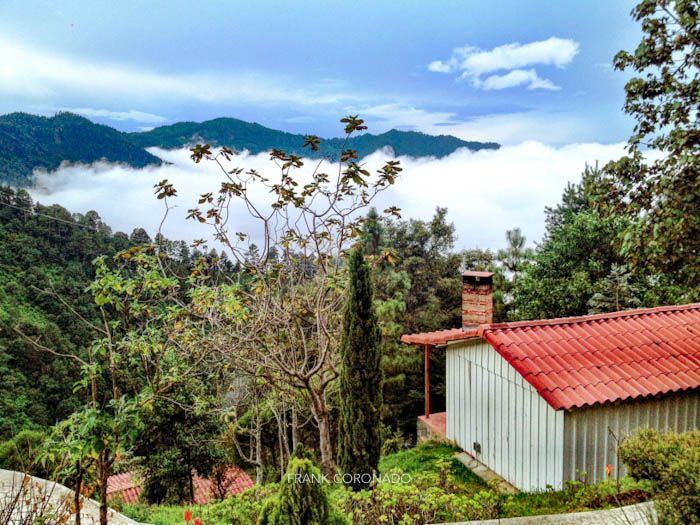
[106,466,254,504]
[401,271,700,491]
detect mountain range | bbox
[0,112,500,186]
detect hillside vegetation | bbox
[0,112,162,186]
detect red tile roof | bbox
[107,466,254,504]
[401,327,478,345]
[107,471,142,505]
[478,303,700,410]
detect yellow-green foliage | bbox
[619,427,700,524]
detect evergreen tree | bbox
[360,207,384,256]
[258,457,346,525]
[587,264,641,314]
[337,246,382,491]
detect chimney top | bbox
[462,271,494,329]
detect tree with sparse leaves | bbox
[156,116,402,478]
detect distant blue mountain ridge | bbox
[0,112,500,186]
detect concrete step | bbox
[454,452,519,494]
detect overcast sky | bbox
[3,1,645,249]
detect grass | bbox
[378,441,651,518]
[118,503,189,525]
[118,501,230,525]
[116,441,653,524]
[379,441,487,493]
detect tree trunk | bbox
[255,421,263,485]
[74,461,82,525]
[98,453,109,525]
[309,391,336,478]
[187,450,195,503]
[291,405,299,451]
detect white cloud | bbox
[427,60,453,73]
[27,141,638,252]
[0,37,361,108]
[354,103,460,132]
[355,103,592,145]
[478,69,560,91]
[59,107,167,123]
[438,111,591,145]
[429,37,579,90]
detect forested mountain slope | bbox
[0,187,134,436]
[0,113,162,186]
[129,117,500,159]
[0,112,499,187]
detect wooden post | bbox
[424,343,430,418]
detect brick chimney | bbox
[462,271,494,329]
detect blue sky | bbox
[1,0,641,144]
[6,1,651,248]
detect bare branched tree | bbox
[155,116,402,476]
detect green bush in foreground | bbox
[258,457,347,525]
[336,481,505,524]
[618,427,700,524]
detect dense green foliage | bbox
[619,428,700,524]
[258,457,347,525]
[364,208,462,434]
[0,430,51,478]
[366,208,531,434]
[130,117,499,159]
[337,247,383,490]
[510,167,688,320]
[132,383,228,504]
[0,186,135,438]
[596,0,700,295]
[0,113,161,186]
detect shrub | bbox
[208,485,279,525]
[380,430,405,457]
[337,480,506,524]
[0,430,53,479]
[618,427,700,524]
[257,458,347,525]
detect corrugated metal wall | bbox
[446,339,565,491]
[562,389,700,484]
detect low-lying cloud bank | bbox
[28,142,632,251]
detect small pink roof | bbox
[462,271,495,278]
[107,466,253,504]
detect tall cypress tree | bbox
[337,245,383,491]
